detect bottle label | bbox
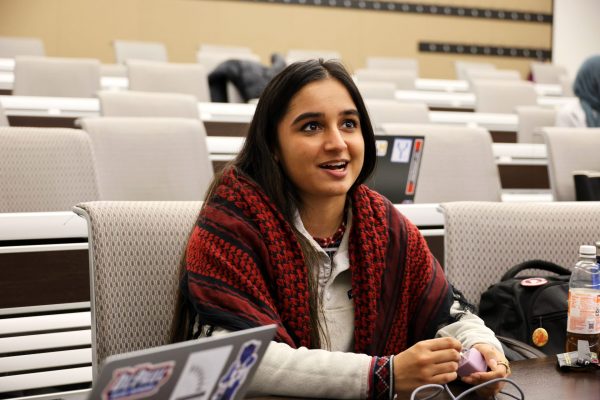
[567,290,600,334]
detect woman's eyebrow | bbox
[340,109,359,117]
[291,112,323,125]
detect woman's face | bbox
[276,78,365,206]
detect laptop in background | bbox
[88,325,276,400]
[366,135,425,204]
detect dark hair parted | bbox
[232,59,376,219]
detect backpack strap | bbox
[500,259,571,281]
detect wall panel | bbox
[0,0,553,78]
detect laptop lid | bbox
[89,324,276,400]
[366,135,425,204]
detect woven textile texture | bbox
[0,127,99,212]
[74,201,201,376]
[441,201,600,307]
[542,127,600,201]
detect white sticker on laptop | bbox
[169,345,233,400]
[391,138,413,163]
[375,140,388,156]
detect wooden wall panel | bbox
[0,0,553,78]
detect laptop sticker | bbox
[211,340,262,400]
[169,345,233,400]
[406,138,424,196]
[390,138,413,163]
[375,140,388,156]
[102,361,175,400]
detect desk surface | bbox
[251,356,600,400]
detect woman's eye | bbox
[302,122,321,132]
[342,120,358,129]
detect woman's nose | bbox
[324,127,348,151]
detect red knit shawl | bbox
[184,169,450,356]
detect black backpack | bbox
[478,260,571,356]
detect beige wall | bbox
[0,0,552,78]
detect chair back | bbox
[454,61,495,81]
[472,80,537,113]
[13,56,100,98]
[516,106,557,143]
[356,81,396,100]
[365,99,429,128]
[0,127,99,212]
[113,40,168,64]
[531,62,568,84]
[441,201,600,306]
[0,36,45,57]
[465,69,521,85]
[365,57,419,74]
[381,124,501,203]
[0,102,8,126]
[98,90,199,118]
[80,117,213,201]
[355,68,417,90]
[73,201,201,378]
[127,60,210,101]
[542,127,600,201]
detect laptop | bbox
[88,325,276,400]
[366,135,425,204]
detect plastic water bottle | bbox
[565,245,600,353]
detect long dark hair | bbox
[173,59,376,348]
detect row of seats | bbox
[76,199,600,376]
[0,36,569,84]
[0,119,213,213]
[2,122,599,215]
[11,57,211,100]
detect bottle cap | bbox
[579,245,596,256]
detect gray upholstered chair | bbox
[472,80,538,113]
[454,61,495,81]
[472,79,538,113]
[73,201,201,378]
[531,62,568,84]
[365,99,430,128]
[365,57,419,75]
[126,60,210,102]
[356,81,396,100]
[13,56,101,98]
[440,201,600,307]
[0,36,45,57]
[355,68,417,90]
[113,39,168,64]
[542,127,600,201]
[516,106,557,143]
[79,117,213,201]
[0,102,9,126]
[0,127,99,212]
[97,90,200,118]
[381,124,501,203]
[465,69,521,85]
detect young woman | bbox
[175,59,509,399]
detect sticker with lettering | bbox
[102,361,175,400]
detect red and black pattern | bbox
[183,168,453,354]
[369,356,393,399]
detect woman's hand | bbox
[460,343,510,398]
[393,337,462,398]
